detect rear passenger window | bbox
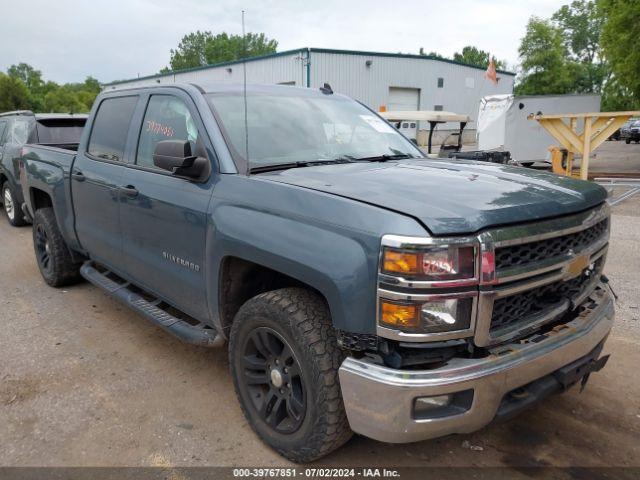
[136,95,200,169]
[88,96,138,162]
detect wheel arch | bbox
[217,255,334,339]
[29,187,54,211]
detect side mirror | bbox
[153,140,206,179]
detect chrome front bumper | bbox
[338,286,614,443]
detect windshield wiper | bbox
[249,157,354,174]
[352,153,416,162]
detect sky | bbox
[0,0,565,85]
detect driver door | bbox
[119,93,213,320]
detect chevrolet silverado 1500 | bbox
[20,84,614,462]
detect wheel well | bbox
[31,188,53,210]
[0,173,6,187]
[219,256,325,336]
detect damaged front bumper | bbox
[338,286,614,443]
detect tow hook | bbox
[601,274,618,301]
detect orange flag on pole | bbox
[485,55,499,85]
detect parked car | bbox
[0,110,87,226]
[21,84,614,462]
[622,119,640,144]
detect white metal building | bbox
[106,48,515,138]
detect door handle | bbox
[71,170,85,182]
[119,185,139,198]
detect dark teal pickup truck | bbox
[20,83,614,461]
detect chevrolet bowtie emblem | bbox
[565,253,590,279]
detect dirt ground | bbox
[1,141,639,470]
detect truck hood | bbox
[258,159,607,235]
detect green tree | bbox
[7,63,44,94]
[601,77,639,111]
[0,73,31,111]
[81,76,102,95]
[515,17,573,94]
[167,31,278,71]
[38,76,101,113]
[167,31,210,70]
[418,47,444,58]
[598,0,640,106]
[453,46,506,70]
[2,63,101,114]
[7,63,47,110]
[552,0,608,93]
[43,84,91,113]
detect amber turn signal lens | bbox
[380,301,420,328]
[382,249,419,275]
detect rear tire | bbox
[229,288,352,462]
[32,207,82,287]
[2,182,28,227]
[626,138,631,144]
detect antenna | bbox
[242,10,249,173]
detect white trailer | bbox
[477,94,601,164]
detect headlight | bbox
[379,296,473,333]
[378,235,480,341]
[382,245,476,282]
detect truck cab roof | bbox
[108,82,341,97]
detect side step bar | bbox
[80,262,224,348]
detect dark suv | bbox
[0,110,87,226]
[622,119,640,144]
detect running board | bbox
[80,262,224,348]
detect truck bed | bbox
[21,143,77,169]
[20,143,78,242]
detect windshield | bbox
[207,91,423,170]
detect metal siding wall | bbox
[107,51,515,129]
[107,53,306,91]
[310,52,514,128]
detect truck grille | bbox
[490,261,600,334]
[495,218,608,271]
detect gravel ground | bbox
[1,156,639,470]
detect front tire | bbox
[32,207,82,287]
[626,138,631,144]
[2,182,28,227]
[229,288,352,462]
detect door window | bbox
[136,95,200,169]
[87,96,138,162]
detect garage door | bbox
[388,87,420,139]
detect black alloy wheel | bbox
[240,327,306,433]
[34,223,53,277]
